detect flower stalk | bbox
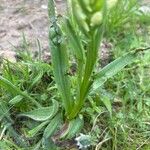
[49,0,119,119]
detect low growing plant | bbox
[0,0,150,149]
[48,0,149,131]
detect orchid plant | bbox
[47,0,149,138]
[0,1,149,148]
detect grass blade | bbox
[9,95,23,105]
[0,76,40,107]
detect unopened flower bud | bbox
[107,0,118,9]
[72,1,89,32]
[80,0,92,12]
[91,12,103,27]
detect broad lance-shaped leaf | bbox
[101,96,112,116]
[60,116,84,139]
[43,113,62,138]
[48,0,72,115]
[28,120,49,137]
[91,49,149,93]
[18,100,59,121]
[50,42,72,115]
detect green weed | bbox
[0,0,150,149]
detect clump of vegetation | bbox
[0,0,150,149]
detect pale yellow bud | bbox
[107,0,118,9]
[91,12,103,27]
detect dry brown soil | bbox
[0,0,150,61]
[0,0,66,60]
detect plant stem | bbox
[68,30,99,119]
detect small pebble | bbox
[41,5,47,10]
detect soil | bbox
[0,0,66,61]
[0,0,150,61]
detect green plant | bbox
[48,0,149,120]
[0,0,150,149]
[105,0,138,35]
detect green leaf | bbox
[0,76,40,107]
[64,19,85,61]
[48,0,56,20]
[102,96,112,116]
[0,102,12,122]
[92,46,150,93]
[7,126,28,147]
[61,116,84,139]
[48,0,72,115]
[25,62,51,73]
[0,141,10,150]
[43,113,61,138]
[9,95,23,105]
[0,76,22,95]
[92,51,136,92]
[28,121,49,137]
[29,70,43,90]
[0,102,8,121]
[42,138,59,150]
[19,100,59,121]
[64,19,85,86]
[0,140,21,150]
[32,140,42,150]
